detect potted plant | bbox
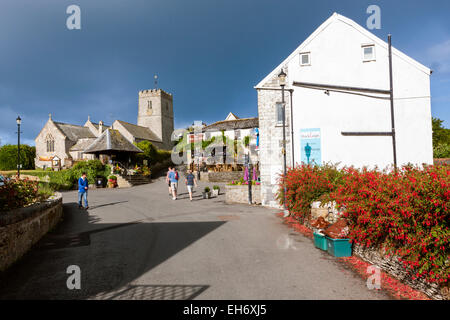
[108,175,117,188]
[212,185,220,197]
[202,186,211,199]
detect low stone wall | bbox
[225,185,261,205]
[309,201,446,300]
[0,193,63,272]
[352,244,446,300]
[200,171,244,182]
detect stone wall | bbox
[0,193,63,272]
[200,171,245,182]
[352,244,446,300]
[225,185,261,205]
[309,201,446,300]
[256,82,293,208]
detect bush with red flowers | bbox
[0,178,40,211]
[277,163,343,223]
[279,164,449,285]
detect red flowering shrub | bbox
[328,165,449,284]
[277,163,343,222]
[280,164,449,285]
[0,178,40,212]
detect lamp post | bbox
[16,116,22,178]
[245,143,252,205]
[278,70,289,217]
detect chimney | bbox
[99,120,103,134]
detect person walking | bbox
[185,170,198,201]
[166,166,172,196]
[168,167,178,200]
[78,172,89,210]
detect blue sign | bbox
[300,128,321,165]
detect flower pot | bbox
[202,192,211,199]
[212,189,219,197]
[313,232,327,251]
[326,237,352,257]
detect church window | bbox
[46,134,55,152]
[147,100,152,111]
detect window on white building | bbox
[276,102,284,125]
[362,45,376,62]
[300,52,311,66]
[147,100,152,111]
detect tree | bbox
[432,117,450,158]
[0,144,36,171]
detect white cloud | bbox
[427,39,450,74]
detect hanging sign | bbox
[300,128,321,165]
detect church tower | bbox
[137,89,174,150]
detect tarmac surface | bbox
[0,177,390,300]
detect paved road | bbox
[0,178,390,300]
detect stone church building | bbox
[35,88,174,169]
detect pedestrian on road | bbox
[168,167,178,200]
[78,172,89,210]
[166,166,172,196]
[185,170,198,201]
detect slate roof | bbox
[83,129,143,154]
[53,122,96,142]
[69,138,97,151]
[115,120,161,142]
[90,122,110,131]
[203,117,259,132]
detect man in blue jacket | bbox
[78,172,89,210]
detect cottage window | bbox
[276,102,284,125]
[362,45,375,61]
[46,134,55,152]
[300,52,311,66]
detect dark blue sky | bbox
[0,0,449,145]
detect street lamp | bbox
[278,70,289,217]
[16,116,22,178]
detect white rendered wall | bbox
[286,18,433,169]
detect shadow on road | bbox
[0,202,225,300]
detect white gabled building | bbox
[255,13,433,208]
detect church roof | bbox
[115,120,161,142]
[69,138,97,151]
[203,117,258,132]
[53,122,96,141]
[83,129,143,154]
[90,122,110,130]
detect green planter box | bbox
[313,232,327,251]
[326,237,352,257]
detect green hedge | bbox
[19,160,110,190]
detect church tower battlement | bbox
[137,88,174,150]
